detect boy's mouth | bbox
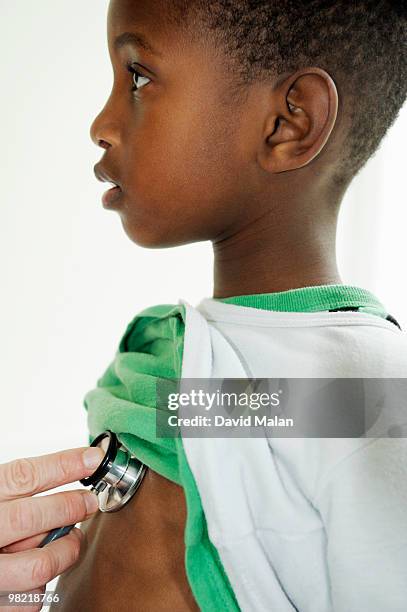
[102,184,122,208]
[93,162,122,188]
[94,163,123,208]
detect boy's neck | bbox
[211,196,342,299]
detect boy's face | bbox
[91,0,259,248]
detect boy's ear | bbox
[258,67,338,173]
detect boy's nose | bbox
[89,102,121,149]
[90,112,106,147]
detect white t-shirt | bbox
[179,297,407,612]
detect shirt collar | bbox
[213,284,387,317]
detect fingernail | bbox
[83,447,104,469]
[73,527,84,540]
[83,492,99,514]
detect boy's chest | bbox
[52,470,199,612]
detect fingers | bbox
[0,446,104,502]
[0,532,49,553]
[0,490,98,549]
[0,528,83,592]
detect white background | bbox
[1,0,406,465]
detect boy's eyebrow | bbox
[113,31,163,58]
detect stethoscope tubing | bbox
[38,524,76,548]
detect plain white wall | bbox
[1,0,406,465]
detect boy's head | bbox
[91,0,406,249]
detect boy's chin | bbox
[119,217,190,249]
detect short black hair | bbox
[168,0,406,189]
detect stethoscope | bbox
[38,430,147,548]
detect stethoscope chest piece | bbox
[38,430,148,548]
[79,430,148,513]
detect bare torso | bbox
[52,469,199,612]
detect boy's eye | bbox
[126,64,151,92]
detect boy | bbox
[54,1,407,610]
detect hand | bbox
[0,446,104,611]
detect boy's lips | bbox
[93,162,122,188]
[93,162,123,208]
[101,184,122,208]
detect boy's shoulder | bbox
[195,297,407,377]
[118,302,186,353]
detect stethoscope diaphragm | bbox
[80,430,148,512]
